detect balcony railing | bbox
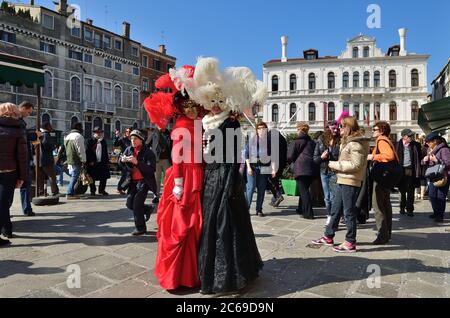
[83,101,115,113]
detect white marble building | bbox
[262,29,429,139]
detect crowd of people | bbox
[1,56,450,296]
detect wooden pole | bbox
[35,84,42,198]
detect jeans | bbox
[1,172,17,233]
[19,167,33,215]
[321,171,337,216]
[325,184,360,245]
[55,165,64,185]
[372,182,393,239]
[67,165,81,196]
[297,176,314,219]
[127,181,149,232]
[246,166,269,212]
[428,182,450,219]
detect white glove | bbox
[173,178,184,201]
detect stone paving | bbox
[1,178,449,298]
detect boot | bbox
[373,221,390,245]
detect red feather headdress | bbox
[143,65,195,130]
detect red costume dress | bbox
[154,116,204,290]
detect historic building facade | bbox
[431,59,450,101]
[263,30,429,139]
[0,0,176,138]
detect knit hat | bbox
[425,132,441,143]
[130,130,145,142]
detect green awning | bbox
[0,52,46,88]
[418,96,450,133]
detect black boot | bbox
[0,238,11,247]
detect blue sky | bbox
[35,0,450,85]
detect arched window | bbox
[94,81,103,103]
[411,69,419,87]
[353,102,360,120]
[411,101,419,121]
[93,117,103,130]
[289,74,297,91]
[41,113,50,125]
[389,70,397,88]
[363,46,370,58]
[328,102,335,121]
[308,73,316,90]
[343,72,349,88]
[374,102,381,121]
[353,72,360,88]
[43,71,53,97]
[353,47,359,58]
[308,103,316,121]
[115,120,121,133]
[289,103,297,122]
[132,89,140,108]
[328,72,335,89]
[343,102,350,114]
[363,71,370,88]
[114,85,122,107]
[272,104,279,122]
[71,116,79,127]
[364,103,371,122]
[70,76,81,102]
[374,71,381,88]
[272,75,279,92]
[389,101,397,121]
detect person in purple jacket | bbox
[422,132,450,223]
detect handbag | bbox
[73,168,93,195]
[425,163,448,188]
[370,140,403,190]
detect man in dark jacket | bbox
[287,123,317,219]
[16,101,41,216]
[267,126,288,207]
[86,127,111,196]
[38,122,60,197]
[149,127,172,203]
[397,129,422,217]
[114,128,132,195]
[119,130,157,236]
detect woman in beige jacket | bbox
[312,116,370,253]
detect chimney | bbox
[123,22,130,39]
[399,28,407,56]
[86,18,93,25]
[57,0,68,15]
[281,36,288,62]
[159,45,166,54]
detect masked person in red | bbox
[145,66,206,291]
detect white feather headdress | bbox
[188,57,267,113]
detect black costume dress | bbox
[198,117,263,294]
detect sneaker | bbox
[273,196,285,208]
[0,238,11,247]
[333,241,356,253]
[311,236,334,247]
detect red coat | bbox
[154,116,204,290]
